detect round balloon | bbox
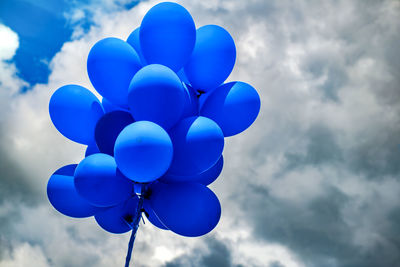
[49,84,104,145]
[200,81,260,137]
[87,37,142,107]
[128,64,185,129]
[161,155,223,186]
[167,116,224,176]
[114,121,173,182]
[150,182,221,237]
[143,199,168,230]
[184,25,236,92]
[140,2,196,71]
[85,144,99,157]
[181,83,199,120]
[95,111,135,156]
[126,27,147,65]
[74,154,133,207]
[47,164,103,218]
[95,196,139,234]
[101,98,128,113]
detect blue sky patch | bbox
[0,0,139,90]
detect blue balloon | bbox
[128,64,185,129]
[49,85,104,145]
[47,164,103,218]
[200,81,260,137]
[140,2,196,71]
[101,98,128,114]
[198,91,210,111]
[184,25,236,92]
[95,111,135,156]
[87,37,142,107]
[143,200,168,230]
[150,182,221,237]
[166,116,224,176]
[181,83,199,120]
[161,155,223,186]
[126,27,147,65]
[177,68,190,84]
[95,197,139,234]
[85,143,99,157]
[114,121,173,182]
[74,154,133,207]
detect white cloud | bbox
[1,242,50,267]
[0,24,19,61]
[1,0,400,266]
[0,24,27,107]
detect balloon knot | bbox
[196,89,205,98]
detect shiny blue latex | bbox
[114,121,173,182]
[74,154,133,207]
[47,164,103,218]
[126,27,147,65]
[49,84,104,145]
[200,81,261,137]
[143,199,168,230]
[95,196,139,234]
[185,25,236,92]
[150,182,221,237]
[87,37,142,107]
[85,144,100,157]
[140,2,196,71]
[177,68,190,84]
[181,83,199,120]
[95,111,135,156]
[167,116,224,176]
[101,98,128,114]
[161,155,223,185]
[128,64,185,130]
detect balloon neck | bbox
[196,89,205,98]
[133,183,151,199]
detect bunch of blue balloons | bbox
[47,2,260,238]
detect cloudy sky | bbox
[0,0,400,266]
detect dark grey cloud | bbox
[164,237,244,267]
[269,261,285,267]
[0,0,400,266]
[239,182,400,267]
[0,139,42,205]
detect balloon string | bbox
[124,195,144,267]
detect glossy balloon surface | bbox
[85,144,99,157]
[143,199,168,230]
[49,84,104,144]
[126,27,147,65]
[101,98,128,113]
[74,154,133,207]
[167,116,224,176]
[185,25,236,92]
[150,182,221,237]
[200,81,260,137]
[95,111,135,156]
[128,64,185,129]
[114,121,173,182]
[95,197,139,234]
[140,2,196,71]
[177,68,190,84]
[87,37,142,107]
[181,83,199,120]
[161,155,223,185]
[47,164,103,218]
